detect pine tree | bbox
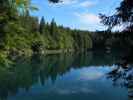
[50,18,56,36]
[39,16,45,34]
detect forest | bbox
[0,0,133,65]
[0,0,93,65]
[0,0,133,100]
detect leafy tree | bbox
[11,0,38,15]
[48,0,60,3]
[99,0,133,32]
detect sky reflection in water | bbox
[0,51,129,100]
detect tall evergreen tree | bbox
[50,18,57,37]
[39,16,45,34]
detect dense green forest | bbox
[0,0,92,65]
[0,0,133,65]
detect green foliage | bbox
[0,0,93,64]
[0,51,13,67]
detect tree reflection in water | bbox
[107,63,133,99]
[0,51,131,100]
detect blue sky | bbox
[31,0,122,31]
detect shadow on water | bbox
[0,50,132,100]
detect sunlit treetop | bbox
[13,0,61,15]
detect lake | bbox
[0,51,132,100]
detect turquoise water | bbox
[0,51,130,100]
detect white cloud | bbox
[49,0,96,8]
[61,0,78,5]
[49,0,78,6]
[55,88,95,94]
[78,70,104,80]
[75,12,100,24]
[79,1,96,8]
[74,12,104,31]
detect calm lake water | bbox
[0,51,132,100]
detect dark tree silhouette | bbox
[99,0,133,32]
[49,0,61,3]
